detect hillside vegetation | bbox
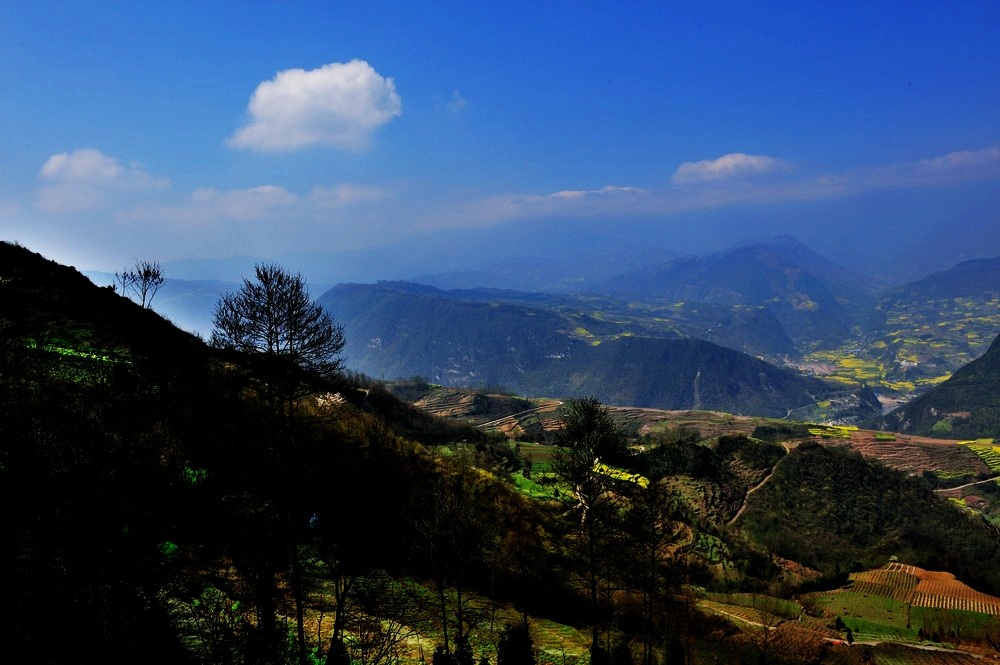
[321,282,852,419]
[6,241,1000,665]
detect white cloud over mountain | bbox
[228,60,402,152]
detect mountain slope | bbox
[862,257,1000,388]
[532,335,831,416]
[874,332,1000,437]
[599,236,876,348]
[320,281,837,416]
[737,441,1000,593]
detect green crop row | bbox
[967,446,1000,473]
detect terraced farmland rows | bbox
[833,433,991,477]
[849,563,1000,615]
[851,564,919,602]
[965,444,1000,473]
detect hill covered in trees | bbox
[320,281,853,419]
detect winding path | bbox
[933,476,1000,493]
[726,443,794,527]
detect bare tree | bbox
[748,594,790,665]
[115,259,165,308]
[347,573,424,665]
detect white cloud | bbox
[228,60,402,152]
[915,147,1000,174]
[41,149,122,182]
[310,183,390,208]
[40,148,168,188]
[548,185,644,201]
[35,148,168,212]
[672,153,789,183]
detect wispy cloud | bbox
[425,145,1000,230]
[672,153,789,183]
[435,89,468,115]
[310,183,392,208]
[917,146,1000,173]
[121,185,299,225]
[548,185,644,201]
[228,60,402,152]
[423,184,647,229]
[35,148,168,212]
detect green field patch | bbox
[814,590,914,635]
[807,424,856,439]
[841,616,916,642]
[511,470,557,500]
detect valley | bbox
[311,242,1000,428]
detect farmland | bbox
[845,563,1000,616]
[407,386,998,500]
[802,291,1000,397]
[696,566,1000,664]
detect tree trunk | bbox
[291,538,308,665]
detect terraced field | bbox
[407,387,995,488]
[958,440,1000,473]
[821,431,991,477]
[817,562,1000,622]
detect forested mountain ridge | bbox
[335,238,1000,405]
[320,281,849,418]
[83,236,1000,412]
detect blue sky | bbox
[1,1,998,272]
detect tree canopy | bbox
[212,263,346,421]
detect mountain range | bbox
[84,234,1000,424]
